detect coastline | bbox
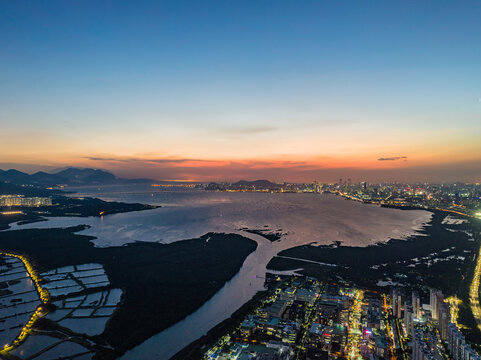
[334,190,475,219]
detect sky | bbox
[1,1,480,182]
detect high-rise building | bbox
[447,322,481,360]
[361,181,367,191]
[412,291,421,319]
[413,328,436,360]
[438,302,450,340]
[391,288,403,318]
[430,289,439,320]
[404,304,413,336]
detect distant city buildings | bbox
[202,180,481,218]
[0,195,52,207]
[328,181,481,218]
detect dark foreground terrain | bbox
[0,228,257,359]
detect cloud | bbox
[377,156,408,161]
[87,157,121,161]
[86,156,206,164]
[148,158,207,164]
[218,126,278,135]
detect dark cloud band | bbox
[378,156,408,161]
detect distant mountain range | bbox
[0,168,154,187]
[0,167,285,194]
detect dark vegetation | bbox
[0,213,37,231]
[48,196,156,216]
[267,211,481,345]
[0,228,257,359]
[268,212,476,294]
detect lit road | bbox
[347,289,363,360]
[469,243,481,331]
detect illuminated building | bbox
[404,304,414,336]
[430,288,440,320]
[412,291,421,319]
[392,288,403,318]
[0,195,52,207]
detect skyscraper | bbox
[392,288,403,318]
[430,288,439,320]
[412,291,421,319]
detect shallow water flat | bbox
[78,274,108,285]
[34,341,89,360]
[9,335,60,359]
[72,269,105,278]
[49,285,84,297]
[59,317,109,336]
[103,289,122,306]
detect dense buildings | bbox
[205,277,481,360]
[447,324,480,360]
[326,182,481,219]
[0,195,52,207]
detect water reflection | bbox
[8,188,431,250]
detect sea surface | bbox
[7,185,433,358]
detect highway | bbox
[469,243,481,331]
[346,289,363,360]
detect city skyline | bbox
[1,1,480,182]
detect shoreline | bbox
[334,190,475,219]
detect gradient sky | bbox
[1,1,480,182]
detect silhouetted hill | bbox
[30,171,64,185]
[0,167,155,187]
[54,168,117,185]
[0,169,33,184]
[232,180,280,189]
